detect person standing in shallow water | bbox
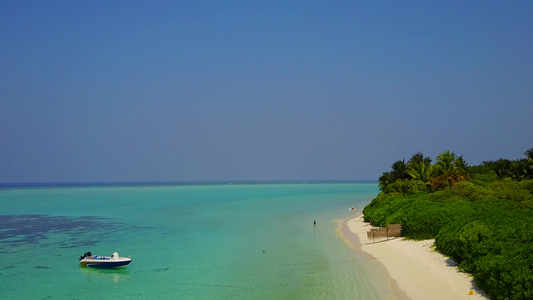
[313,220,316,225]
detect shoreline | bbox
[342,213,489,300]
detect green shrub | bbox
[363,194,414,226]
[435,222,465,259]
[467,165,497,185]
[393,200,456,239]
[473,251,533,300]
[519,179,533,195]
[489,181,533,208]
[451,181,490,201]
[455,220,491,264]
[384,179,429,195]
[427,189,467,203]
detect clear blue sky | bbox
[1,0,532,183]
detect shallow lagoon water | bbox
[0,183,398,299]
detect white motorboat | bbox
[79,251,132,268]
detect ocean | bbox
[0,183,398,299]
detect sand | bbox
[345,214,489,300]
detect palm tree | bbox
[408,152,432,166]
[524,148,533,179]
[512,159,531,180]
[525,148,533,160]
[407,161,433,183]
[407,152,432,183]
[431,150,467,189]
[391,160,409,181]
[378,160,410,192]
[378,171,395,192]
[455,155,468,170]
[484,159,512,180]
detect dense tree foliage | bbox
[364,148,533,300]
[431,150,468,189]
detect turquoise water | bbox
[0,183,397,299]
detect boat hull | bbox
[80,256,132,268]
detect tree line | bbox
[379,149,533,194]
[364,148,533,300]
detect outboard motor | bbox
[79,251,92,261]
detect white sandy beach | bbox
[345,215,489,300]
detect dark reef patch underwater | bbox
[0,214,145,253]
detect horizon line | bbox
[0,179,377,188]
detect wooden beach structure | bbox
[367,224,402,243]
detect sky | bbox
[1,0,532,183]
